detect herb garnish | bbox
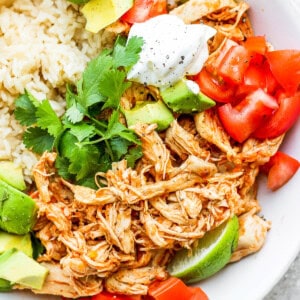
[14,36,144,188]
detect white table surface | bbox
[264,252,300,299]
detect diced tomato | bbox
[243,36,267,55]
[217,45,252,84]
[206,38,238,73]
[265,50,300,94]
[120,0,167,24]
[146,277,208,300]
[91,291,141,300]
[243,64,266,89]
[218,88,278,143]
[193,68,236,103]
[262,151,299,191]
[253,91,300,139]
[262,60,279,95]
[234,64,265,100]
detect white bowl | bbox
[2,0,300,299]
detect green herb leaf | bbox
[104,111,141,144]
[55,156,73,180]
[23,127,55,154]
[125,145,143,168]
[30,233,45,260]
[110,137,131,161]
[113,36,144,68]
[65,122,96,142]
[100,69,131,109]
[36,100,63,137]
[14,90,39,126]
[78,52,113,109]
[68,143,100,180]
[65,103,85,124]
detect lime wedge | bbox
[167,215,239,283]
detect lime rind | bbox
[167,215,239,283]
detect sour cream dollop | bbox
[126,14,216,88]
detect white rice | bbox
[0,0,105,182]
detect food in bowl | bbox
[0,0,299,299]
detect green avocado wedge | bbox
[0,248,48,290]
[0,179,37,235]
[124,100,175,131]
[0,231,33,257]
[0,161,26,191]
[160,79,216,114]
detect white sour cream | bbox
[126,14,216,88]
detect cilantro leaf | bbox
[14,90,39,126]
[55,156,73,181]
[30,233,45,260]
[65,103,85,124]
[125,145,143,168]
[100,69,131,109]
[64,122,96,142]
[65,84,77,109]
[104,111,140,144]
[36,100,63,137]
[110,137,131,161]
[113,36,144,68]
[57,130,78,158]
[78,52,113,109]
[68,143,100,180]
[23,127,54,154]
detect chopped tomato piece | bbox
[243,64,266,89]
[253,91,300,139]
[91,291,141,300]
[146,277,208,300]
[243,36,267,55]
[121,0,167,24]
[262,151,299,191]
[262,60,279,95]
[266,50,300,94]
[217,45,252,84]
[207,38,238,73]
[218,88,278,143]
[193,68,236,103]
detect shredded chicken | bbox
[27,113,278,297]
[170,0,239,24]
[230,209,271,262]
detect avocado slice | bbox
[0,278,12,292]
[0,161,26,191]
[160,79,216,114]
[0,248,48,290]
[124,100,175,131]
[82,0,133,33]
[0,179,37,235]
[0,231,33,257]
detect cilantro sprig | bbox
[14,36,144,189]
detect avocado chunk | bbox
[124,100,175,131]
[0,161,26,191]
[0,278,12,292]
[82,0,133,33]
[0,248,48,290]
[0,231,33,257]
[0,179,37,235]
[160,79,216,114]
